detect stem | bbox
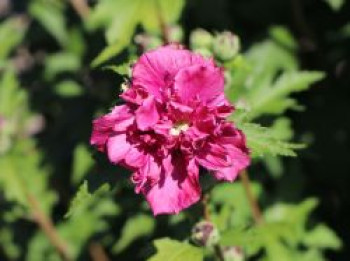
[89,242,110,261]
[154,0,170,44]
[70,0,90,19]
[27,193,72,261]
[202,194,225,261]
[240,170,264,225]
[202,193,211,221]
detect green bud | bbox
[190,29,213,50]
[168,25,184,43]
[194,48,213,58]
[213,31,240,61]
[222,246,244,261]
[191,221,220,247]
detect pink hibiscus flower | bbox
[91,45,250,215]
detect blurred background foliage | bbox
[0,0,349,260]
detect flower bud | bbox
[194,48,213,58]
[190,29,213,50]
[222,246,244,261]
[191,221,220,247]
[168,25,184,43]
[213,31,240,61]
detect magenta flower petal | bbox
[175,64,224,104]
[136,96,159,130]
[107,134,131,163]
[144,156,201,215]
[91,45,250,215]
[132,45,212,100]
[91,105,131,152]
[124,147,146,169]
[196,143,231,170]
[213,146,250,181]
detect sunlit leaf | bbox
[113,214,155,253]
[0,17,28,61]
[29,0,68,46]
[54,80,83,97]
[238,122,305,158]
[148,238,204,261]
[303,224,342,250]
[71,145,94,184]
[44,52,81,80]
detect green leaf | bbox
[264,198,319,246]
[44,52,81,80]
[103,63,131,76]
[65,181,92,218]
[66,28,86,57]
[141,0,185,33]
[0,17,28,61]
[303,224,342,250]
[297,249,325,261]
[0,141,58,215]
[54,80,83,97]
[105,0,140,44]
[0,155,27,207]
[238,122,305,157]
[0,228,20,259]
[211,182,262,228]
[88,0,186,66]
[113,214,155,253]
[91,42,128,68]
[65,181,116,218]
[148,238,204,261]
[263,155,284,178]
[71,145,94,184]
[246,71,325,119]
[323,0,345,11]
[265,239,295,261]
[30,181,119,260]
[29,0,68,46]
[220,227,264,256]
[0,68,24,116]
[265,198,319,226]
[269,26,298,50]
[262,118,294,178]
[225,39,298,104]
[245,40,298,88]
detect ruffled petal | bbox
[213,146,250,181]
[196,143,232,170]
[107,134,131,163]
[144,155,201,215]
[135,96,160,130]
[90,105,130,151]
[175,64,224,104]
[208,94,234,118]
[132,45,208,100]
[124,146,147,169]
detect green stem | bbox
[240,170,264,225]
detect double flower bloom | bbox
[91,45,250,215]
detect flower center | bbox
[170,121,189,136]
